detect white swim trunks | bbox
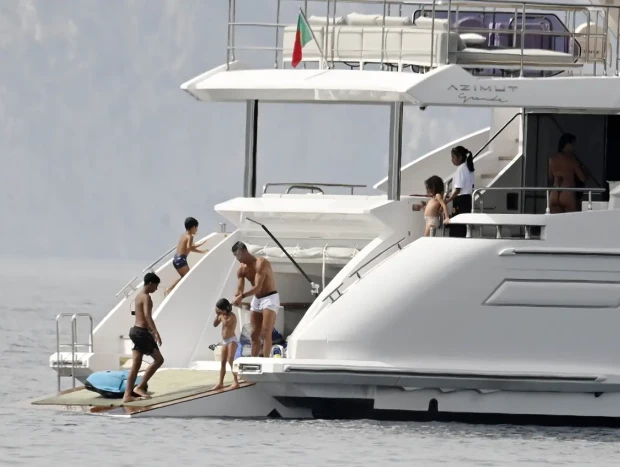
[222,335,238,345]
[250,291,280,313]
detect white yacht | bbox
[34,0,620,425]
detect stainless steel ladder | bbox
[55,313,94,392]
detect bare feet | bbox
[230,382,240,389]
[133,387,150,398]
[212,383,224,391]
[123,395,147,403]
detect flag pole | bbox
[298,7,329,69]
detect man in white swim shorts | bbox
[231,241,280,358]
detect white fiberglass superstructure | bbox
[38,0,620,425]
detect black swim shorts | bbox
[172,254,188,270]
[129,326,158,356]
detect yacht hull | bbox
[101,378,620,426]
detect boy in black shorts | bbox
[123,272,165,403]
[166,217,208,295]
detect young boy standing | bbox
[212,298,240,390]
[166,217,208,295]
[123,272,165,403]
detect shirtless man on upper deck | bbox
[231,241,279,358]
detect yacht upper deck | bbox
[181,0,620,109]
[226,0,616,74]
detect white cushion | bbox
[460,32,486,46]
[308,15,345,25]
[380,16,414,26]
[414,16,449,30]
[344,13,412,26]
[345,13,381,26]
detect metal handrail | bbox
[471,186,606,214]
[263,182,367,194]
[227,0,618,76]
[115,244,177,299]
[287,185,325,194]
[348,237,406,279]
[142,245,177,273]
[55,313,94,391]
[322,237,406,304]
[115,276,138,298]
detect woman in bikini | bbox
[548,134,588,213]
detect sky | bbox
[0,0,489,261]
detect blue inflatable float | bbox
[85,370,144,399]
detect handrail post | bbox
[588,190,592,211]
[381,0,387,69]
[387,102,403,201]
[226,0,232,70]
[519,3,525,77]
[472,188,478,212]
[274,0,281,68]
[429,0,436,69]
[71,317,76,389]
[244,100,259,198]
[616,8,620,76]
[231,0,236,62]
[56,315,62,392]
[446,0,452,65]
[545,189,551,214]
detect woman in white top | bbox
[445,146,475,237]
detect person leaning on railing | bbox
[445,146,475,237]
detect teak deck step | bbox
[31,369,252,414]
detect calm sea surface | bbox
[1,256,620,466]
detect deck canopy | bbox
[181,62,424,104]
[182,62,620,110]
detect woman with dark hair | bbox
[445,146,475,237]
[548,133,587,213]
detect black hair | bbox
[184,217,199,231]
[231,241,247,254]
[144,272,161,285]
[558,133,576,153]
[424,175,445,196]
[452,146,474,173]
[216,298,232,313]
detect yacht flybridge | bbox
[34,0,620,425]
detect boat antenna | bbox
[245,217,320,296]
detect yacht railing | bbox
[55,313,94,391]
[262,182,367,194]
[114,245,177,298]
[322,236,406,304]
[226,0,619,77]
[472,186,606,213]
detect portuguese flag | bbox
[292,13,313,68]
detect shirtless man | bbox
[212,298,240,390]
[166,217,208,295]
[549,134,587,214]
[123,272,164,403]
[231,241,279,358]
